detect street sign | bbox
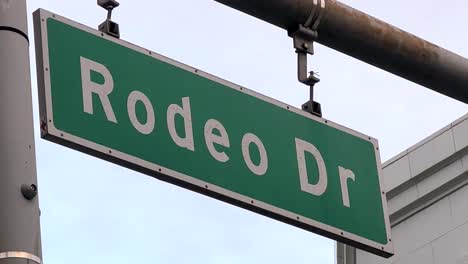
[34,9,393,257]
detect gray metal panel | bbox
[392,244,434,264]
[448,184,468,228]
[432,222,468,264]
[354,113,468,264]
[387,186,419,215]
[357,198,453,264]
[357,244,435,264]
[408,130,456,177]
[356,198,451,264]
[417,160,464,197]
[391,197,451,257]
[453,120,468,152]
[356,249,392,264]
[451,113,468,127]
[383,156,412,192]
[383,150,410,170]
[463,154,468,171]
[383,113,466,170]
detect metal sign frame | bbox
[33,9,393,258]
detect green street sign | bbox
[34,9,393,257]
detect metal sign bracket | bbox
[290,25,322,117]
[97,0,120,38]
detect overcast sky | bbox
[26,0,467,263]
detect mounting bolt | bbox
[21,184,38,200]
[302,43,309,49]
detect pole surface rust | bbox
[214,0,468,103]
[0,0,42,263]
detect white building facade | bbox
[338,113,468,264]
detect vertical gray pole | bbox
[0,1,42,264]
[336,243,356,264]
[336,242,344,264]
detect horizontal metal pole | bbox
[214,0,468,103]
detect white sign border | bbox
[33,8,393,257]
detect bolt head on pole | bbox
[21,184,38,200]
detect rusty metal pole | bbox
[214,0,468,103]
